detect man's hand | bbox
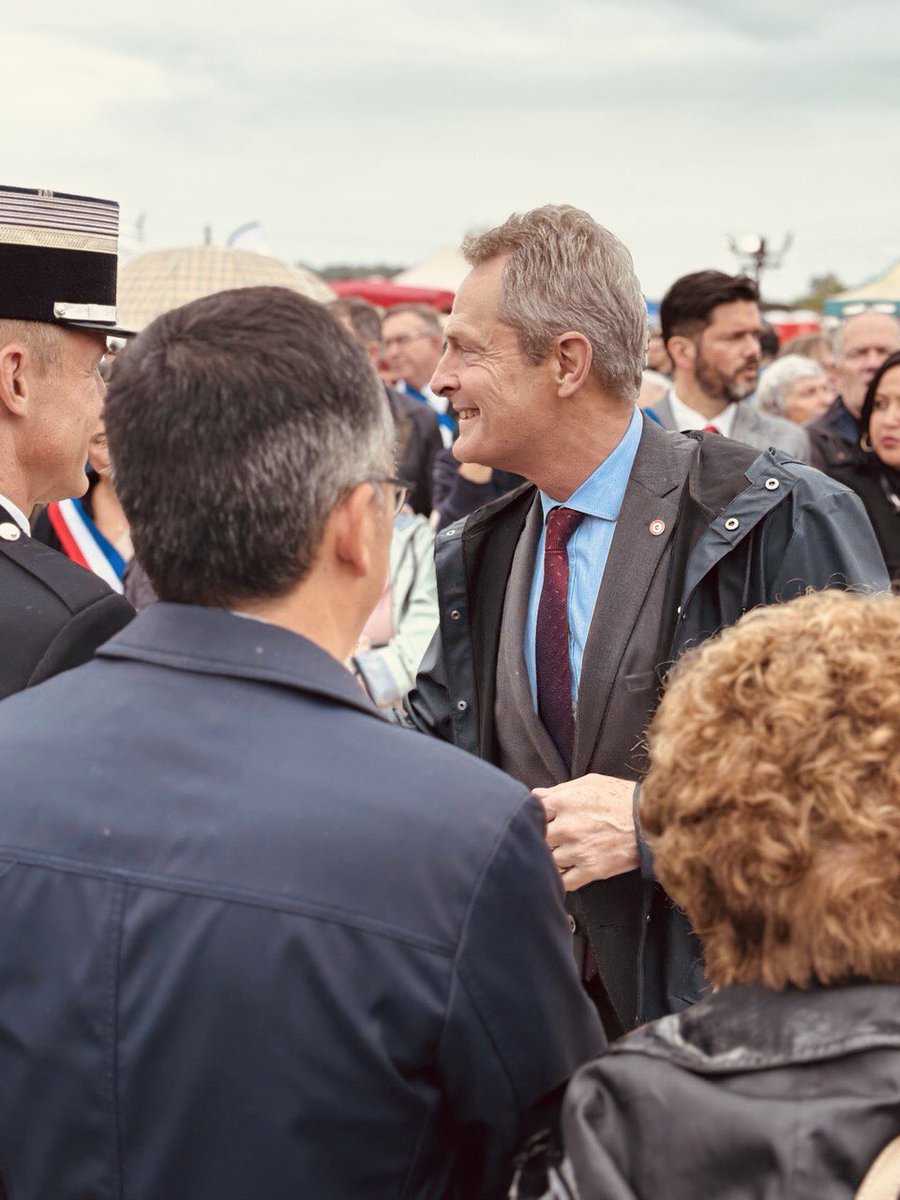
[534,773,638,891]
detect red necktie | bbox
[535,506,584,768]
[703,424,719,433]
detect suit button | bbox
[567,914,577,934]
[0,523,21,541]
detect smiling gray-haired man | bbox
[404,204,889,1038]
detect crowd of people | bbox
[0,183,897,1199]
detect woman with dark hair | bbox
[824,349,900,583]
[528,591,900,1200]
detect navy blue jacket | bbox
[0,604,603,1200]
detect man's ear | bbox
[554,332,593,397]
[330,482,379,579]
[666,335,696,374]
[0,342,29,418]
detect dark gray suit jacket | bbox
[650,391,811,462]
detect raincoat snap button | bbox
[764,477,780,491]
[724,517,740,532]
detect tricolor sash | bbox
[45,497,126,593]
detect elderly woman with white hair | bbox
[756,353,832,425]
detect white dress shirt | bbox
[669,389,737,438]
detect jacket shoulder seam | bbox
[0,847,457,957]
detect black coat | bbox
[553,983,900,1199]
[386,385,443,516]
[0,501,133,699]
[0,603,603,1200]
[825,457,900,583]
[807,395,865,472]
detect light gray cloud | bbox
[7,0,900,299]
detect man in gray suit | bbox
[404,207,888,1039]
[647,270,811,461]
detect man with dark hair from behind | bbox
[648,270,811,460]
[329,295,443,516]
[0,286,603,1200]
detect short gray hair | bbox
[462,205,647,402]
[0,319,64,373]
[756,354,825,416]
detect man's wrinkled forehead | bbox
[444,258,508,340]
[841,313,900,356]
[382,310,437,338]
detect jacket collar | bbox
[97,602,381,720]
[617,982,900,1074]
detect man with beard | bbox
[647,271,810,460]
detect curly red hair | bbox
[642,590,900,990]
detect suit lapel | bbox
[573,419,689,777]
[460,485,536,761]
[730,400,757,443]
[498,496,569,782]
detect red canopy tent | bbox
[329,279,455,312]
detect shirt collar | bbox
[539,404,643,522]
[0,493,31,535]
[669,387,737,438]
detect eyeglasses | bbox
[370,476,413,516]
[383,332,434,350]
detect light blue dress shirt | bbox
[524,405,643,707]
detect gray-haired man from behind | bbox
[0,286,603,1200]
[403,204,890,1041]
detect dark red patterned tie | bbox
[535,506,584,768]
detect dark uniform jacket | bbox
[552,983,900,1200]
[0,604,603,1200]
[404,418,889,1034]
[0,500,133,699]
[387,385,443,516]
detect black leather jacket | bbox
[549,983,900,1199]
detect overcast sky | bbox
[8,0,899,300]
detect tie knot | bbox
[545,506,584,551]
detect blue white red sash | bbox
[45,497,126,593]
